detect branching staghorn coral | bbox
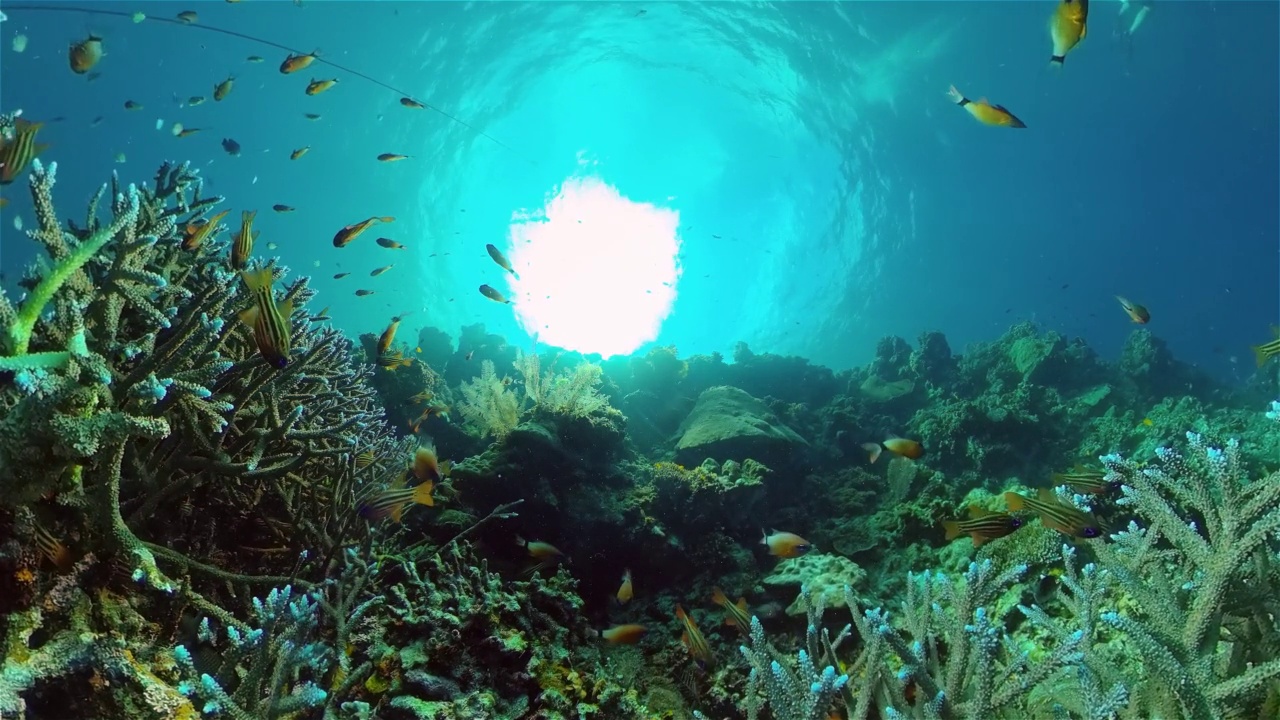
[1094,428,1280,718]
[0,157,407,714]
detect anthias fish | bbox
[761,529,811,559]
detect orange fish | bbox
[711,586,752,636]
[0,119,50,185]
[400,97,426,109]
[69,35,104,74]
[290,146,310,160]
[377,153,410,162]
[333,216,394,247]
[305,78,338,95]
[616,569,633,604]
[760,529,811,559]
[182,209,230,251]
[675,604,714,669]
[378,350,412,371]
[479,284,510,304]
[945,85,1026,128]
[1115,296,1149,324]
[1252,327,1280,367]
[280,51,318,74]
[883,437,924,459]
[33,524,72,571]
[238,268,293,368]
[595,624,646,645]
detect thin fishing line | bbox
[4,4,534,163]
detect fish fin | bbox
[278,298,294,320]
[675,604,688,621]
[971,532,990,548]
[251,230,260,243]
[711,586,728,605]
[943,520,962,540]
[390,503,404,523]
[34,143,51,156]
[1254,344,1271,367]
[412,480,434,507]
[681,631,691,649]
[515,536,527,548]
[760,529,768,545]
[380,216,396,223]
[1036,487,1058,504]
[736,598,748,613]
[1050,54,1066,65]
[241,267,273,293]
[966,505,991,519]
[1050,472,1066,486]
[1004,492,1027,512]
[724,616,736,627]
[238,306,260,327]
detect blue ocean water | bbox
[0,0,1275,378]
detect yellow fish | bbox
[946,86,1026,128]
[238,268,294,368]
[213,76,234,101]
[230,210,258,269]
[1050,0,1089,66]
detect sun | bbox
[504,176,682,357]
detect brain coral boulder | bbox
[674,386,808,467]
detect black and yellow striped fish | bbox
[0,119,50,185]
[943,506,1025,547]
[1050,465,1120,495]
[357,479,434,522]
[1252,327,1280,367]
[711,587,753,637]
[1005,488,1103,539]
[230,210,259,269]
[355,450,376,469]
[675,604,715,669]
[238,268,293,368]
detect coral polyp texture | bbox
[2,159,1279,719]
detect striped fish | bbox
[354,450,376,469]
[711,587,752,636]
[1050,465,1119,495]
[1252,328,1280,367]
[1005,489,1103,539]
[675,604,715,669]
[942,506,1024,547]
[357,479,433,522]
[0,119,49,185]
[230,210,259,269]
[182,209,230,251]
[238,268,293,368]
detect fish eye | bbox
[273,358,289,369]
[1083,527,1102,538]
